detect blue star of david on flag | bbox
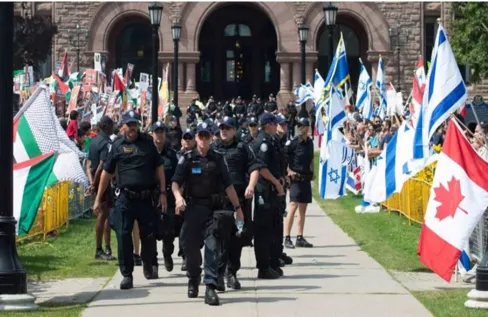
[328,168,340,184]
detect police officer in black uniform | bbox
[287,100,298,138]
[284,117,315,248]
[234,96,247,119]
[236,117,248,142]
[241,117,259,145]
[172,122,244,306]
[212,116,260,291]
[247,95,259,117]
[264,94,278,114]
[150,122,182,273]
[86,116,115,261]
[167,116,183,151]
[251,113,286,279]
[94,110,167,290]
[177,128,196,159]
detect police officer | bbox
[234,96,247,118]
[178,128,196,159]
[94,110,167,290]
[247,95,259,117]
[236,117,248,141]
[241,117,259,144]
[150,122,181,273]
[287,100,298,138]
[86,116,115,261]
[264,94,278,114]
[284,118,315,248]
[251,113,286,279]
[172,122,244,306]
[212,116,260,291]
[167,116,183,151]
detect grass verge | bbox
[2,303,86,317]
[413,290,487,317]
[17,215,118,281]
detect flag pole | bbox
[0,3,38,310]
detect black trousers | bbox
[179,204,219,286]
[109,193,157,278]
[270,194,285,269]
[253,185,279,270]
[152,209,184,267]
[218,198,253,277]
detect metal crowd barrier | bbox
[382,163,488,264]
[16,182,93,242]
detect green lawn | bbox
[17,216,118,281]
[2,304,85,317]
[413,290,488,317]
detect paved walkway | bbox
[82,200,433,317]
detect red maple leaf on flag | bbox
[433,177,468,221]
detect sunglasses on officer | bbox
[183,135,194,141]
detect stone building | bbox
[16,2,488,108]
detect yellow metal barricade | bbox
[382,163,436,225]
[16,182,86,242]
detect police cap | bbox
[276,114,287,125]
[196,121,213,135]
[98,116,113,127]
[182,128,194,138]
[247,117,258,126]
[297,117,310,127]
[123,110,139,124]
[219,116,235,129]
[259,112,278,126]
[152,121,167,132]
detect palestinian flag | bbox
[58,51,70,81]
[13,87,59,164]
[114,72,128,109]
[14,153,55,236]
[51,73,69,95]
[46,152,88,187]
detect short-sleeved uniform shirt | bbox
[285,136,314,175]
[88,131,111,177]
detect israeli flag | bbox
[317,86,346,153]
[413,25,467,159]
[363,122,425,203]
[313,70,325,105]
[294,83,314,106]
[318,136,348,200]
[356,60,373,120]
[375,56,387,120]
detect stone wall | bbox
[52,2,101,70]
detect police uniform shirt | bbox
[212,139,261,189]
[172,148,232,198]
[274,133,288,177]
[159,145,178,205]
[285,136,314,175]
[88,131,111,177]
[104,133,163,190]
[251,131,280,179]
[167,126,183,151]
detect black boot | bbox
[143,263,155,280]
[164,254,174,272]
[181,257,187,271]
[205,285,220,306]
[120,276,133,290]
[133,254,142,266]
[280,252,293,265]
[226,274,241,290]
[271,266,284,277]
[257,268,280,279]
[188,278,200,298]
[216,275,225,292]
[152,265,159,279]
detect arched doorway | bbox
[107,15,159,82]
[197,4,279,101]
[316,16,368,93]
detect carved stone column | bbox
[186,62,196,92]
[280,62,290,91]
[292,62,301,89]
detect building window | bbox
[200,57,211,82]
[224,24,251,37]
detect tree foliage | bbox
[450,3,488,83]
[13,15,58,71]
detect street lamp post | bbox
[149,3,163,124]
[0,3,37,310]
[298,24,309,113]
[323,2,338,69]
[68,24,89,73]
[171,22,181,109]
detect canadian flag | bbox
[418,119,488,282]
[415,56,426,89]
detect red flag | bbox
[114,73,126,92]
[58,51,69,80]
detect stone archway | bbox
[179,2,297,53]
[86,2,172,54]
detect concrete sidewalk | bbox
[82,200,433,317]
